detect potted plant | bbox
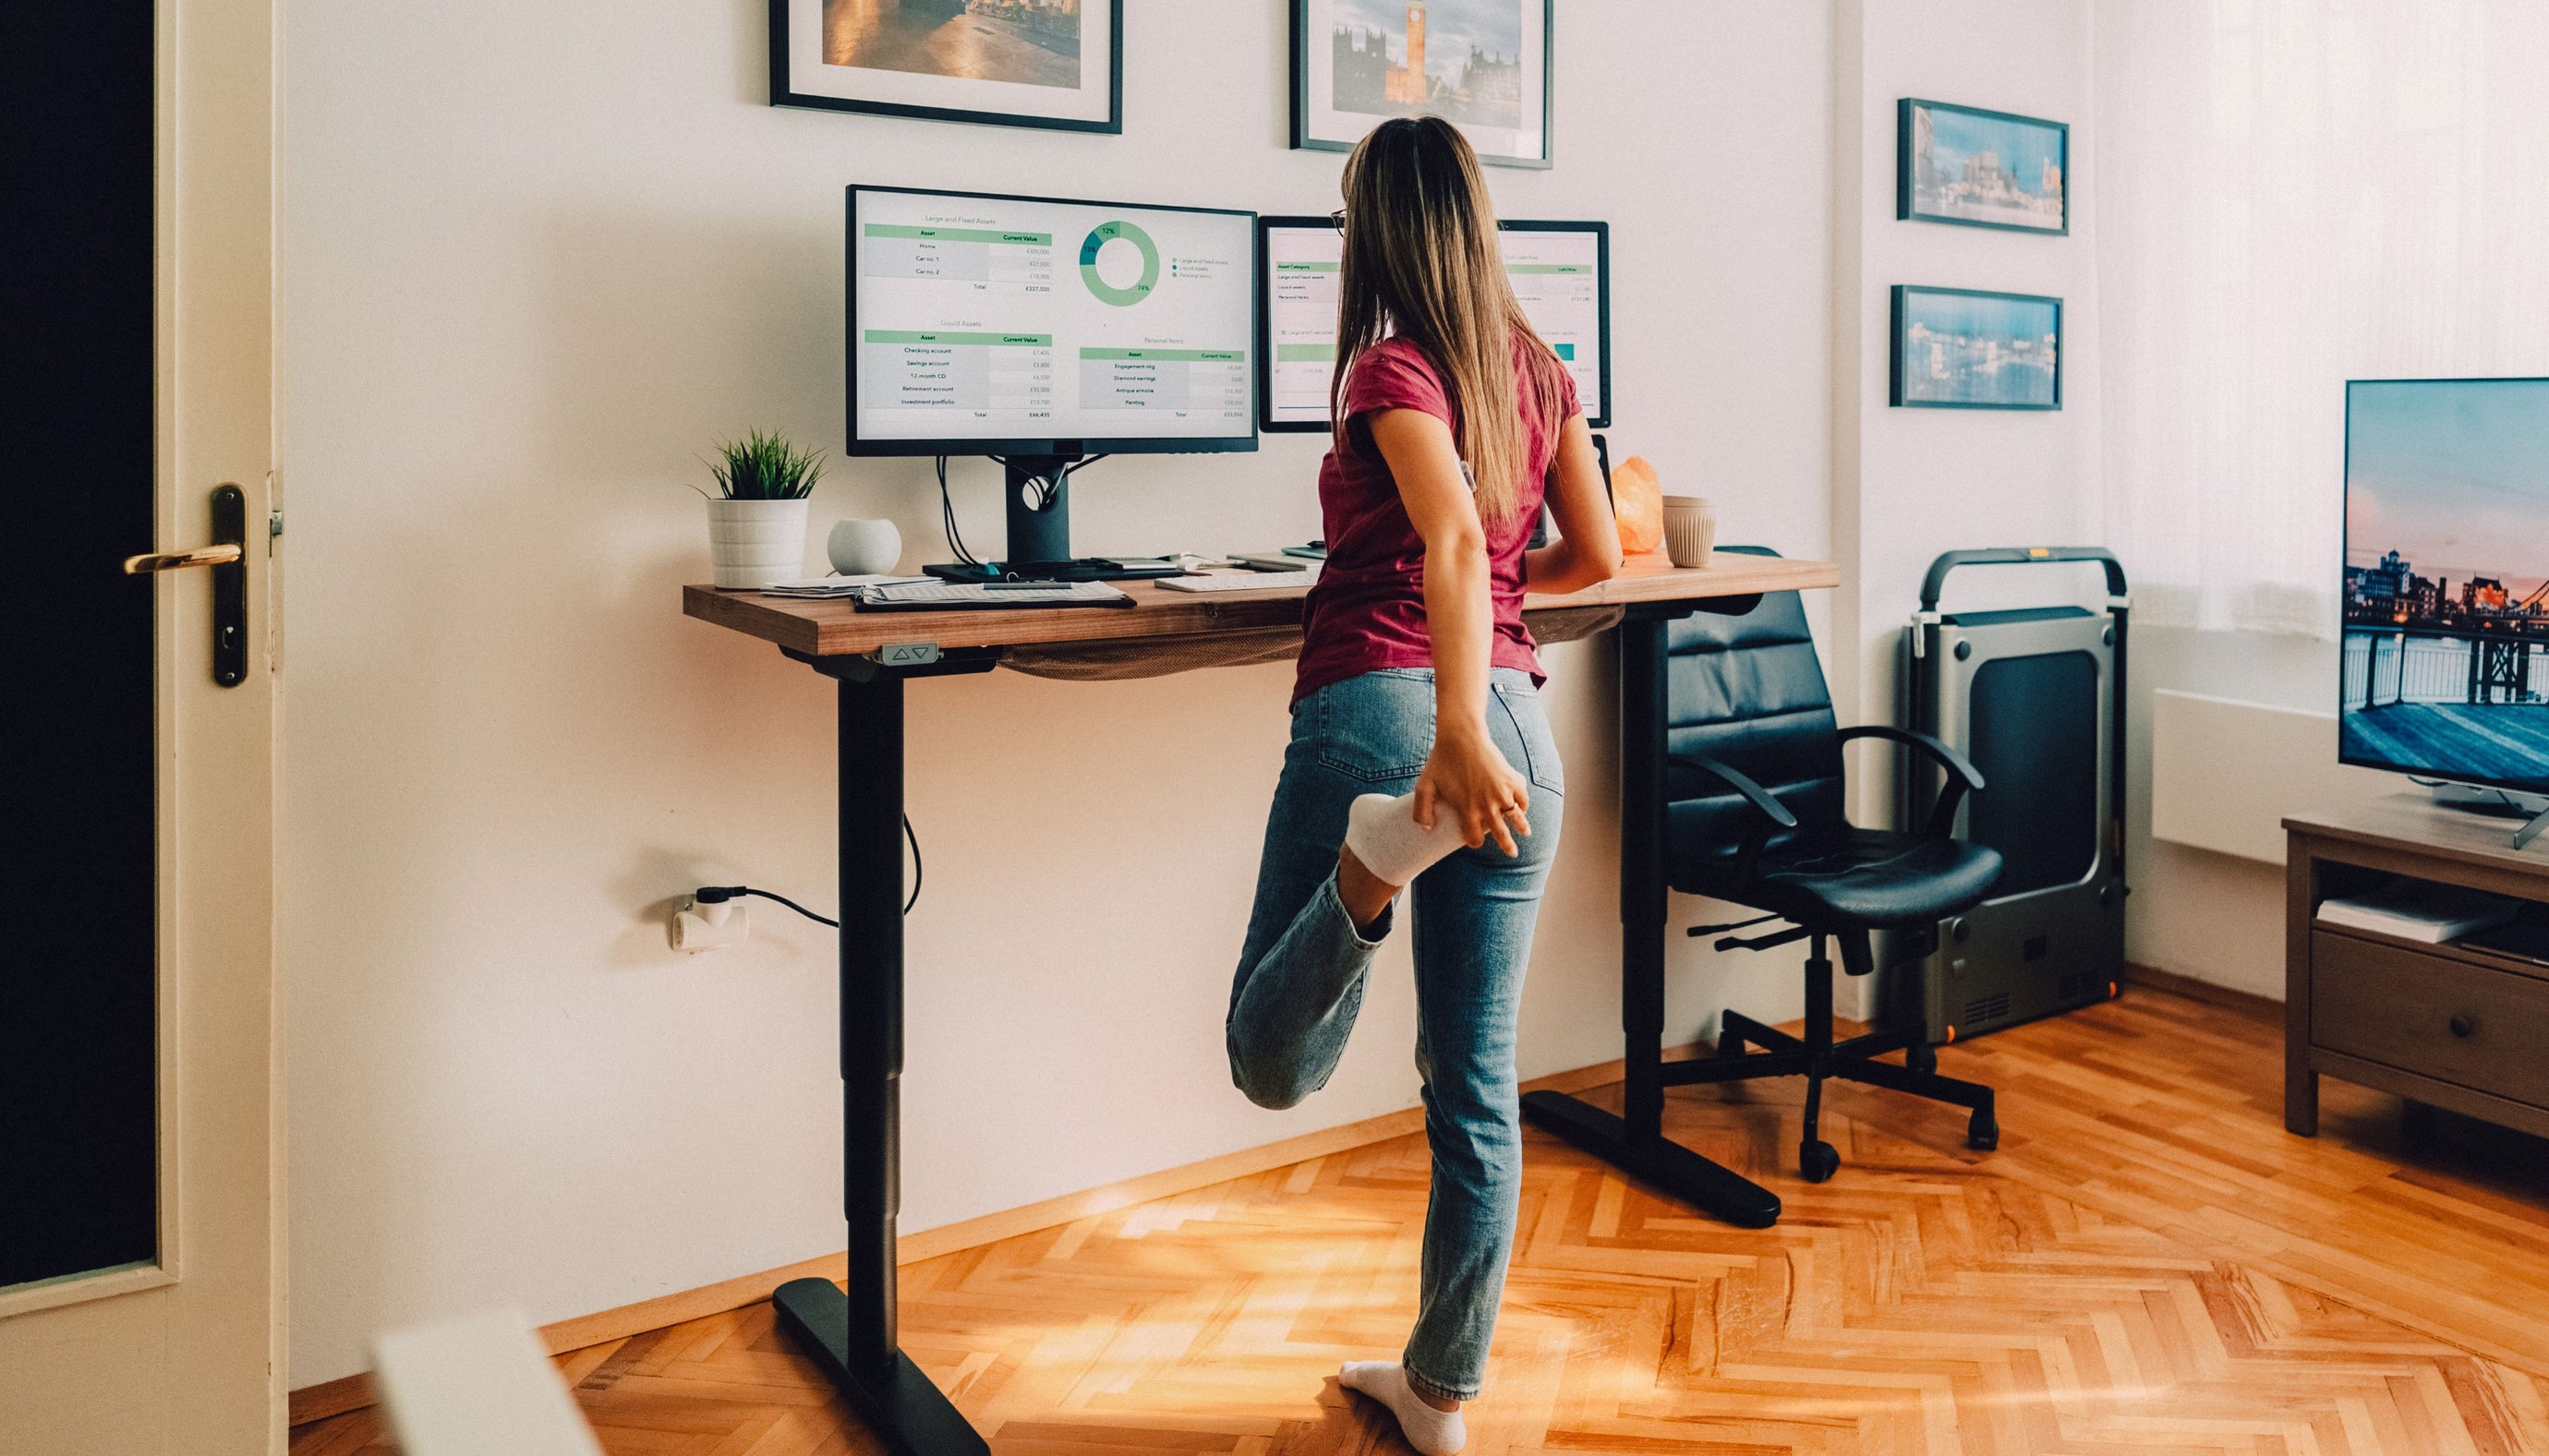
[702,429,824,589]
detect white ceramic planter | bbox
[828,518,903,577]
[706,498,810,589]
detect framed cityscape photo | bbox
[1897,99,2067,235]
[1292,0,1552,169]
[771,0,1121,133]
[1891,286,2062,410]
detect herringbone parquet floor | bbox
[291,985,2549,1455]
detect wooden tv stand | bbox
[2285,795,2549,1139]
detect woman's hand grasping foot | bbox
[1412,729,1530,856]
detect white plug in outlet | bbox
[671,896,750,953]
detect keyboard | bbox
[1154,571,1319,594]
[853,580,1136,611]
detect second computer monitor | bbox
[1258,216,1611,433]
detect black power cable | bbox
[696,814,923,922]
[935,455,980,568]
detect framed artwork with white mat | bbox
[773,0,1122,134]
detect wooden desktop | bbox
[683,549,1838,659]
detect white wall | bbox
[280,0,1843,1386]
[1831,0,2103,749]
[1823,0,2102,1017]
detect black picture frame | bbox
[1290,0,1553,169]
[1897,98,2069,235]
[1890,285,2063,411]
[771,0,1123,135]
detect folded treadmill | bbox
[1894,548,2130,1044]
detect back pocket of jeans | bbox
[1316,673,1434,782]
[1493,682,1565,796]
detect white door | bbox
[0,0,282,1447]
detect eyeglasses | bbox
[1328,209,1347,234]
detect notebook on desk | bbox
[760,575,930,599]
[1155,569,1319,594]
[852,580,1137,612]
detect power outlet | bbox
[671,896,750,953]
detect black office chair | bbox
[1522,548,2005,1228]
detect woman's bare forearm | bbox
[1523,538,1613,595]
[1425,532,1494,743]
[1526,415,1624,596]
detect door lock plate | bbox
[211,485,248,686]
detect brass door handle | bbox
[127,485,251,686]
[125,543,244,573]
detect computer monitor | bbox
[849,185,1258,576]
[1257,217,1611,433]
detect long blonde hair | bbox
[1331,116,1568,526]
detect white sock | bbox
[1344,793,1467,887]
[1341,1362,1466,1456]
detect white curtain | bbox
[2093,0,2549,635]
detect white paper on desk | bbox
[761,575,930,597]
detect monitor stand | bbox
[2432,781,2549,850]
[922,454,1182,584]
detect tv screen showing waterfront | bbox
[2341,379,2549,792]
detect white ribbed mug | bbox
[1661,495,1717,570]
[706,498,810,589]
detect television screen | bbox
[2341,379,2549,795]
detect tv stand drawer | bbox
[2311,931,2549,1109]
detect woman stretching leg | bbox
[1225,116,1623,1455]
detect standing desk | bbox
[681,551,1840,1456]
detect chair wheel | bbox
[1967,1111,1999,1152]
[1799,1139,1840,1183]
[1906,1044,1938,1075]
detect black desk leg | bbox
[1520,614,1782,1230]
[771,669,989,1456]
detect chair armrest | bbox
[1667,752,1796,879]
[1836,725,1983,790]
[1837,725,1985,836]
[1666,752,1799,829]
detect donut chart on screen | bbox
[1079,220,1160,307]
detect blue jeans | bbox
[1226,667,1564,1402]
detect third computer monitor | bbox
[1257,216,1611,433]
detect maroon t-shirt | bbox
[1294,333,1580,703]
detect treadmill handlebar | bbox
[1918,547,2128,612]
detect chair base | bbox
[1520,1089,1782,1228]
[1712,1009,1999,1167]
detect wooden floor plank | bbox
[290,986,2549,1455]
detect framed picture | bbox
[771,0,1121,134]
[1291,0,1552,169]
[1897,99,2067,235]
[1891,286,2062,410]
